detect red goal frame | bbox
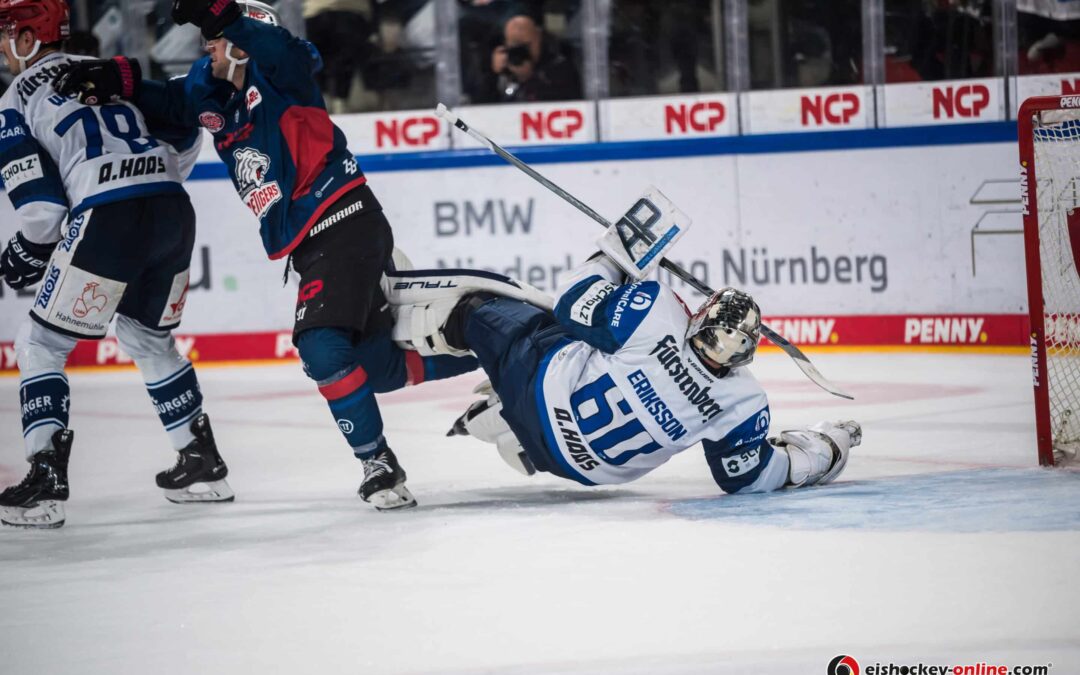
[1017,95,1080,467]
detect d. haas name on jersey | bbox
[98,156,168,184]
[552,407,601,471]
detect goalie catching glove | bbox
[772,420,861,488]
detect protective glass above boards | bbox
[607,0,726,97]
[748,0,863,90]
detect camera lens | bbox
[506,44,531,66]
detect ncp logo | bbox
[375,116,440,148]
[827,655,860,675]
[664,102,726,134]
[522,109,583,140]
[932,84,990,119]
[801,93,860,126]
[1061,79,1080,95]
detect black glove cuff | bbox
[201,0,242,40]
[16,232,59,258]
[113,56,142,100]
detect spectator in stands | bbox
[1018,10,1080,75]
[304,0,375,111]
[459,0,543,103]
[484,13,581,103]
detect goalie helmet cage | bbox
[1018,95,1080,467]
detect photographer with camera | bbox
[488,14,581,102]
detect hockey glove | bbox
[53,56,142,105]
[172,0,242,40]
[1,233,57,290]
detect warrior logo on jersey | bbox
[233,147,282,220]
[199,111,225,133]
[72,282,108,318]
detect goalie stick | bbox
[434,103,854,400]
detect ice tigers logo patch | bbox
[199,111,225,133]
[232,147,281,219]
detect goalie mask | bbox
[687,288,761,369]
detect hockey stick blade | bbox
[435,103,854,400]
[760,325,854,400]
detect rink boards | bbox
[0,116,1034,369]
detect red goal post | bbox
[1018,95,1080,466]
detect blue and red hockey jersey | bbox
[134,17,370,259]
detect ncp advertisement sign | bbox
[451,101,596,147]
[1015,72,1080,115]
[742,86,871,134]
[601,93,737,141]
[882,78,1005,126]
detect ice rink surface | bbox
[1,350,1078,675]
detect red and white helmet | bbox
[0,0,69,43]
[0,0,69,72]
[239,0,279,26]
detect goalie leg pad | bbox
[386,270,553,357]
[774,420,861,488]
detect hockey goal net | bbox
[1019,96,1080,466]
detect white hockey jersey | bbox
[539,257,789,492]
[0,52,184,244]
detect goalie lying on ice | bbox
[393,254,860,493]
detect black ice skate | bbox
[156,413,234,504]
[0,429,73,529]
[358,447,416,511]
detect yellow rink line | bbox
[0,345,1031,377]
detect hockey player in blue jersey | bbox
[392,252,861,494]
[0,0,232,529]
[52,0,479,509]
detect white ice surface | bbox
[1,352,1078,674]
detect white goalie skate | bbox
[772,420,862,488]
[447,381,536,476]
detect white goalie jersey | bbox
[0,52,184,244]
[539,257,789,492]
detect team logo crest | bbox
[72,282,108,318]
[232,147,282,219]
[199,111,226,133]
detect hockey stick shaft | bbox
[435,104,853,400]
